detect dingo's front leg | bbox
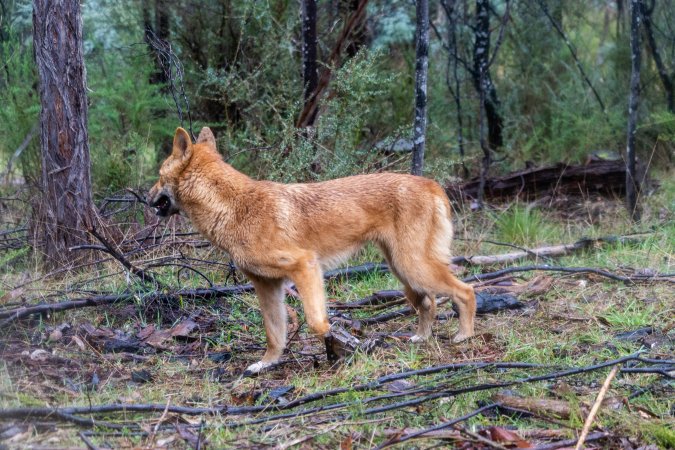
[244,274,286,374]
[288,255,331,356]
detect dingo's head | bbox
[148,127,217,217]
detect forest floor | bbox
[0,170,673,449]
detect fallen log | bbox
[446,159,636,202]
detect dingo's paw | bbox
[243,361,272,376]
[410,334,429,343]
[452,331,474,343]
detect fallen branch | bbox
[0,285,254,327]
[3,260,671,327]
[462,265,674,285]
[451,235,647,266]
[374,403,498,449]
[0,362,550,425]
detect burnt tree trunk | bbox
[411,0,429,176]
[301,0,319,127]
[472,0,503,151]
[625,0,642,222]
[32,0,95,269]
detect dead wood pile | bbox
[446,159,637,202]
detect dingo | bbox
[148,127,476,373]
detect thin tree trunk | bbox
[472,0,503,151]
[152,0,170,84]
[344,0,368,58]
[411,0,429,176]
[301,0,319,127]
[626,0,642,222]
[32,0,95,270]
[640,0,673,113]
[441,0,467,176]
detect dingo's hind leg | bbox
[383,243,476,344]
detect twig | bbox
[457,426,509,450]
[536,0,606,115]
[373,403,498,449]
[145,30,194,140]
[3,122,38,182]
[87,226,165,289]
[574,365,619,450]
[79,431,101,450]
[534,432,609,450]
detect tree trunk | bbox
[343,0,368,58]
[625,0,642,222]
[143,0,171,85]
[640,1,673,113]
[301,0,319,127]
[441,0,467,175]
[32,0,95,270]
[472,0,503,151]
[411,0,429,176]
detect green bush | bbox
[0,30,40,181]
[87,53,173,194]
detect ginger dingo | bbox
[148,127,476,373]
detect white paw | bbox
[410,334,427,343]
[244,361,272,374]
[452,332,473,343]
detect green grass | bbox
[492,204,562,246]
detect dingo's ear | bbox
[196,127,217,149]
[172,127,193,160]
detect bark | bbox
[301,0,319,127]
[411,0,429,176]
[32,0,95,270]
[641,0,673,113]
[626,0,642,222]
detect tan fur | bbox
[148,127,476,372]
